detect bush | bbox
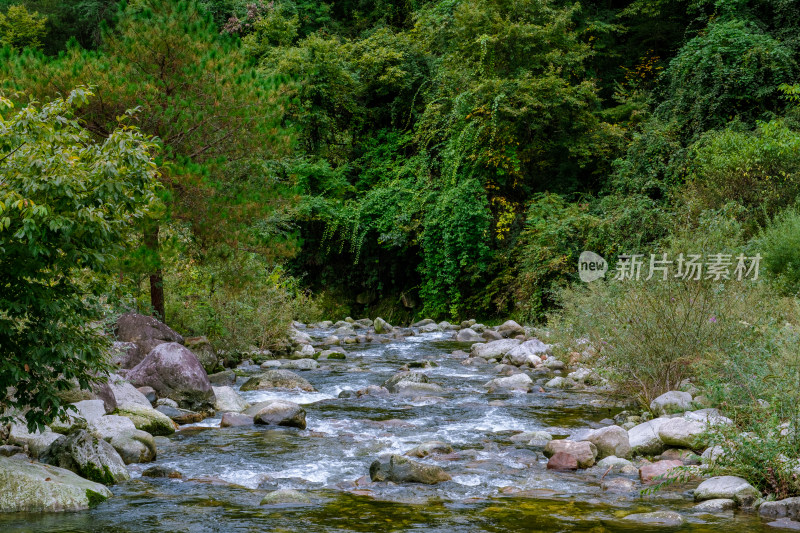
[757,206,800,295]
[687,119,800,227]
[514,192,670,322]
[127,224,321,354]
[698,317,800,498]
[549,208,768,406]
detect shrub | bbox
[698,317,800,498]
[757,206,800,296]
[686,119,800,227]
[514,192,670,323]
[127,224,321,354]
[549,208,768,406]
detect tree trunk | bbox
[144,224,165,322]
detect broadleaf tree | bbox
[0,88,159,431]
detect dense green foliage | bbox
[3,1,800,488]
[3,0,798,322]
[0,89,158,430]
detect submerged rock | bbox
[260,488,311,505]
[0,456,113,512]
[142,465,182,479]
[405,441,454,458]
[369,454,451,484]
[621,511,684,527]
[394,381,444,396]
[240,369,315,392]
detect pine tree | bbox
[1,0,293,321]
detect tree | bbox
[0,4,47,50]
[0,88,159,431]
[1,0,293,321]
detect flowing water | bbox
[0,328,772,532]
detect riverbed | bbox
[0,326,770,532]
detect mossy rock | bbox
[114,403,175,436]
[0,456,112,512]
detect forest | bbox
[3,0,800,530]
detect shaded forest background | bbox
[2,0,800,348]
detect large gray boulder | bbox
[107,374,152,407]
[126,342,215,412]
[49,399,106,434]
[0,456,112,512]
[42,430,130,485]
[471,339,522,360]
[55,378,118,414]
[456,328,483,342]
[497,320,525,338]
[212,386,249,413]
[484,373,532,392]
[650,390,693,416]
[628,418,670,456]
[382,371,429,393]
[240,369,315,392]
[245,400,306,429]
[658,417,708,450]
[583,425,631,459]
[184,336,218,374]
[110,341,139,369]
[369,454,451,484]
[114,312,183,368]
[8,424,62,458]
[114,403,175,436]
[503,339,550,366]
[88,415,156,464]
[373,317,393,334]
[694,476,760,508]
[760,497,800,520]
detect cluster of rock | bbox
[0,312,245,513]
